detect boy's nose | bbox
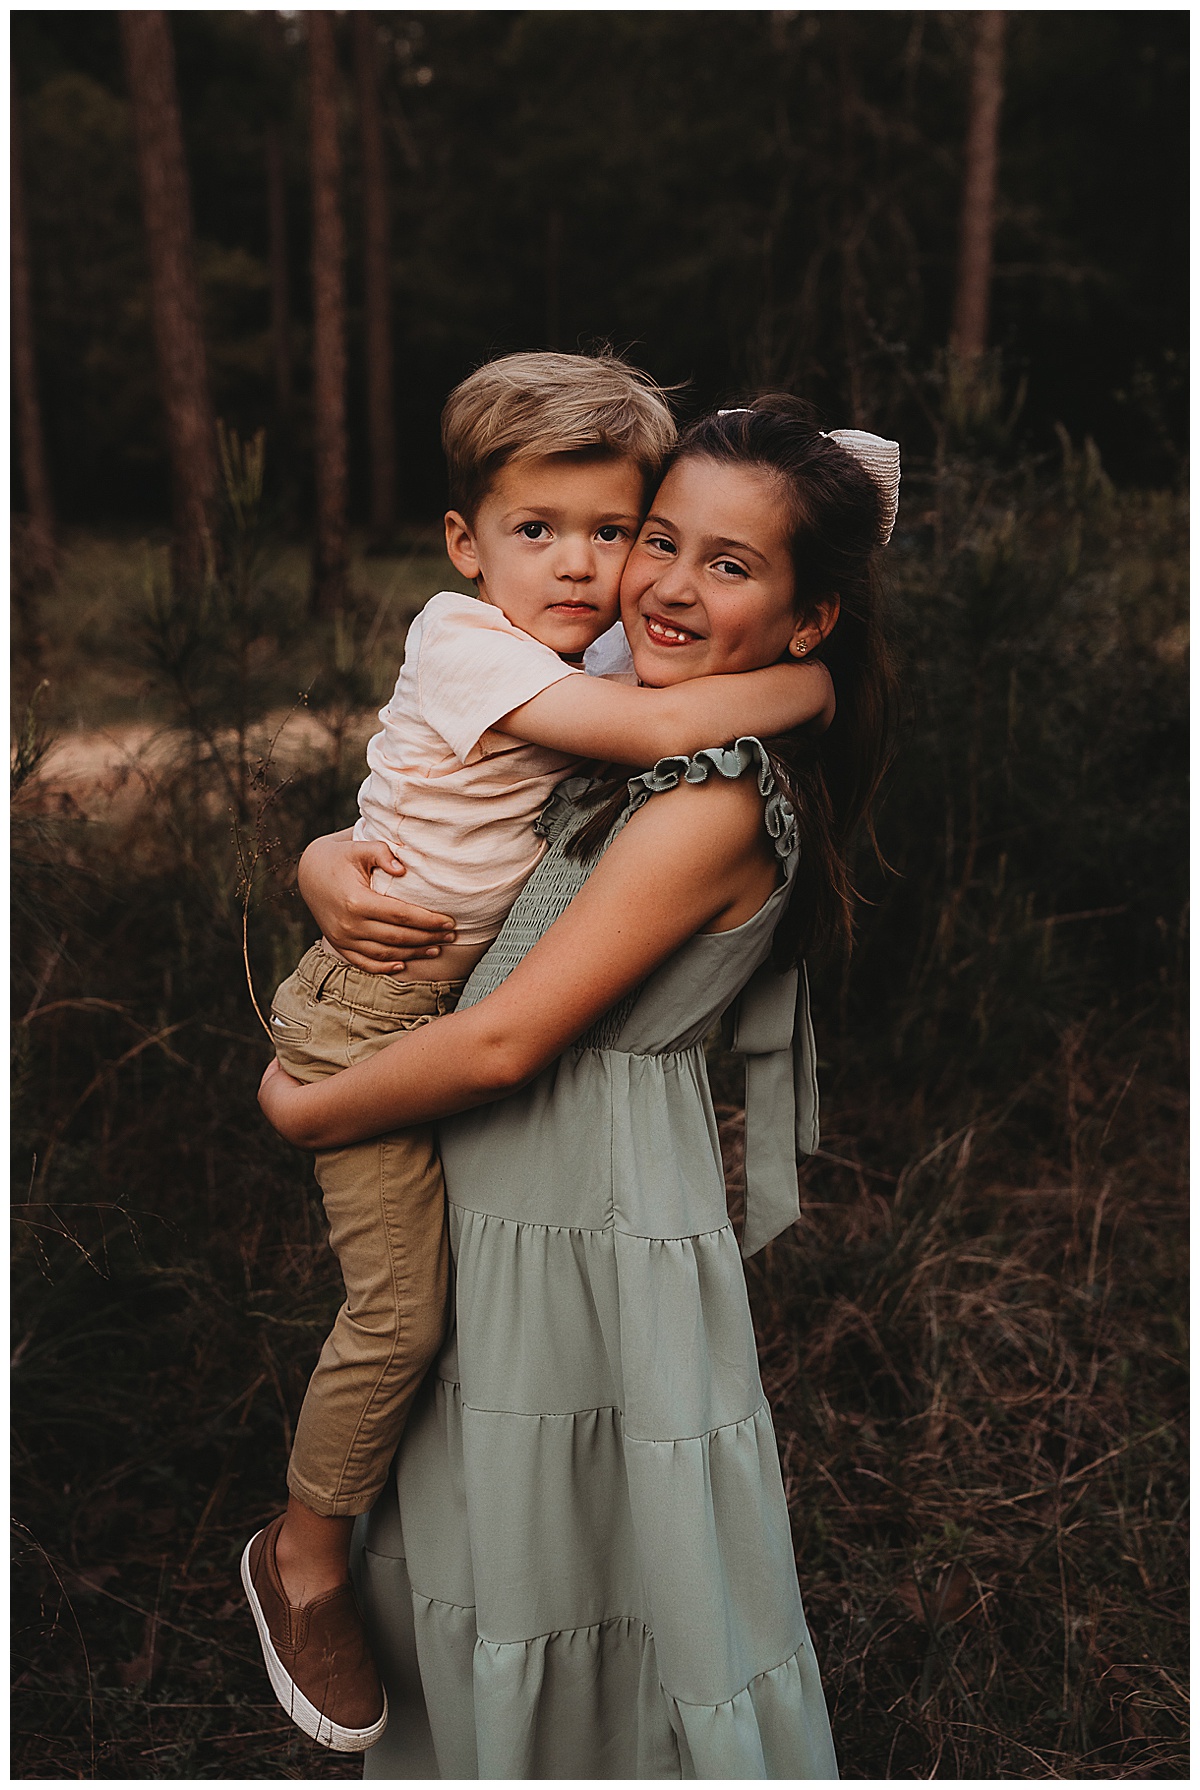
[554,536,595,580]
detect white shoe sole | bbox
[240,1533,389,1753]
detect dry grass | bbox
[11,819,358,1779]
[13,947,1185,1776]
[718,1008,1188,1778]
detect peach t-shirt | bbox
[353,591,590,945]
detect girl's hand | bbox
[297,832,457,972]
[259,1057,320,1145]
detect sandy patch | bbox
[31,709,370,822]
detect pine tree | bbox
[951,12,1007,364]
[308,10,350,614]
[260,11,293,426]
[120,10,220,586]
[11,72,56,596]
[353,12,397,549]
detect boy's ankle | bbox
[274,1509,352,1607]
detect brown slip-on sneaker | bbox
[241,1516,388,1752]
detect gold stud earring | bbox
[791,638,808,657]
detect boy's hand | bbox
[297,834,457,972]
[259,1057,317,1145]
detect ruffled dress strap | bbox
[616,736,821,1259]
[616,735,798,861]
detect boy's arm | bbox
[496,660,833,767]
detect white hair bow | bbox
[821,429,901,546]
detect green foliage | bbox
[12,10,1189,526]
[18,68,157,517]
[834,432,1187,1111]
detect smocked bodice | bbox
[456,738,820,1254]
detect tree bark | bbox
[309,11,350,613]
[265,123,292,420]
[835,28,867,424]
[120,10,219,586]
[259,11,293,425]
[545,204,563,351]
[353,12,397,548]
[950,11,1006,363]
[11,74,56,580]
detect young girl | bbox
[262,396,898,1778]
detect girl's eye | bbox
[714,559,748,578]
[645,534,676,555]
[596,525,625,543]
[519,521,549,540]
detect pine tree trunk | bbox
[835,29,867,424]
[11,74,56,590]
[260,10,292,423]
[545,205,563,351]
[951,11,1006,363]
[120,10,219,587]
[309,11,350,614]
[353,11,396,549]
[265,123,292,420]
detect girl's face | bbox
[619,456,807,686]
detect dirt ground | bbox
[36,710,374,824]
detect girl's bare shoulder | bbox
[619,764,773,858]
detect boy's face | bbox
[444,453,645,658]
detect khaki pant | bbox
[269,943,466,1518]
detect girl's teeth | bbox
[648,620,692,642]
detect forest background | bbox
[11,9,1187,1781]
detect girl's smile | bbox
[642,613,702,646]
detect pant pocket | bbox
[269,1007,311,1045]
[270,969,341,1079]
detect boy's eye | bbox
[596,524,626,543]
[519,521,549,540]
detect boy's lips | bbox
[642,611,703,646]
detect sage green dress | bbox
[355,740,837,1780]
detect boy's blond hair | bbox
[441,350,676,516]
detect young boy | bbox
[242,351,834,1751]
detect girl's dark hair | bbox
[569,393,897,963]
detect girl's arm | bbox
[497,658,833,767]
[260,772,775,1149]
[297,831,457,972]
